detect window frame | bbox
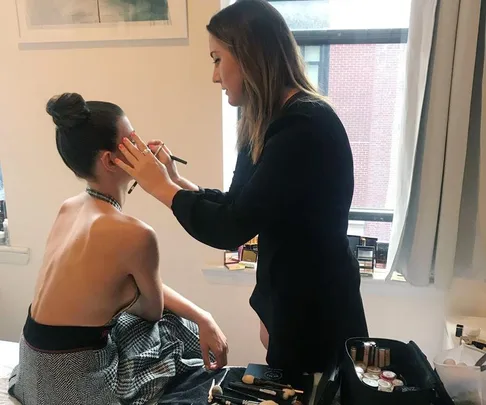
[238,26,406,224]
[293,28,408,46]
[295,27,408,225]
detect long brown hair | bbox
[207,0,326,163]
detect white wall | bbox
[0,0,268,366]
[0,0,477,367]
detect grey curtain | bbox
[387,0,485,288]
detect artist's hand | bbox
[147,140,180,184]
[197,312,229,370]
[115,133,181,207]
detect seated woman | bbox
[8,93,229,405]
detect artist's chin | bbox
[227,95,242,107]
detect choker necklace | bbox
[86,188,122,212]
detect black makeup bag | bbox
[339,337,454,405]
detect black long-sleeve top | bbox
[172,92,368,374]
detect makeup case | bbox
[339,337,455,405]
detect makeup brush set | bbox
[207,364,311,405]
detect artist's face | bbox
[209,34,244,107]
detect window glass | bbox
[269,0,411,31]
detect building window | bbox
[0,163,8,245]
[271,0,411,245]
[298,40,405,244]
[225,0,411,270]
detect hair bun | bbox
[46,93,90,130]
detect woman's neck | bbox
[86,181,126,209]
[282,88,300,105]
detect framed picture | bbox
[15,0,188,43]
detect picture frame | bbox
[14,0,188,44]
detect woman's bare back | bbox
[31,193,140,326]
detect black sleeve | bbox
[196,148,251,204]
[171,116,319,250]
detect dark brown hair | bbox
[207,0,325,162]
[46,93,124,179]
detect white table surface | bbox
[444,315,486,351]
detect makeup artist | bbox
[115,0,368,376]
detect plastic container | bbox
[434,344,486,404]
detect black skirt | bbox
[249,255,368,375]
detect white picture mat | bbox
[14,0,188,43]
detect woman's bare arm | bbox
[162,285,207,322]
[127,226,164,321]
[174,176,199,192]
[162,285,228,368]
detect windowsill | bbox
[202,266,440,297]
[0,245,30,265]
[202,266,257,286]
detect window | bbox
[224,0,411,269]
[0,163,7,245]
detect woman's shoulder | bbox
[271,93,343,135]
[81,215,158,265]
[266,94,346,147]
[60,194,154,234]
[93,213,156,244]
[59,199,158,250]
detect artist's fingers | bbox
[215,345,228,368]
[148,143,166,159]
[118,143,140,167]
[147,139,163,147]
[148,144,161,156]
[201,343,211,369]
[158,145,173,162]
[120,137,145,162]
[161,143,173,155]
[128,132,149,156]
[148,140,163,156]
[150,143,172,164]
[114,158,135,177]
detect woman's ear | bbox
[100,151,117,173]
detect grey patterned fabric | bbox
[8,311,206,405]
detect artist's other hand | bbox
[115,133,181,207]
[197,312,229,370]
[147,140,180,184]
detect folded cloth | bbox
[159,366,246,404]
[9,311,207,405]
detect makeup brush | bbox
[211,384,223,397]
[208,379,217,402]
[212,394,258,405]
[217,367,231,387]
[211,386,279,405]
[229,381,293,400]
[128,132,187,165]
[127,144,187,194]
[242,375,304,395]
[210,386,259,405]
[170,155,188,165]
[225,387,264,402]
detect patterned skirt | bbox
[9,311,206,405]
